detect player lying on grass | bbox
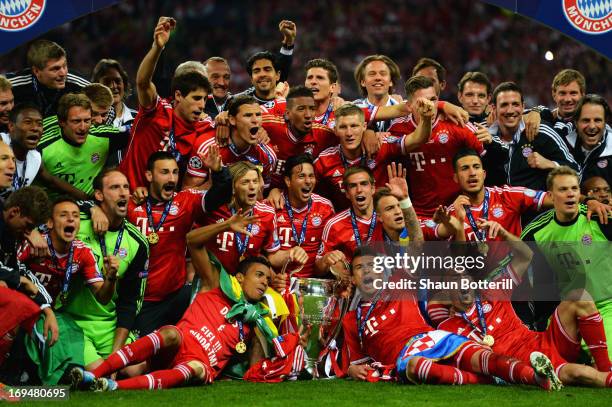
[71,209,295,390]
[437,219,612,387]
[342,246,562,390]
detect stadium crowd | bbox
[1,4,612,399]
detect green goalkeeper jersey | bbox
[59,216,148,331]
[521,204,612,302]
[38,117,126,198]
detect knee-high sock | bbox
[457,345,536,385]
[606,372,612,387]
[117,364,196,390]
[91,331,165,378]
[412,358,491,385]
[577,313,612,372]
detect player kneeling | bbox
[343,247,562,390]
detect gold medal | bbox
[482,334,495,347]
[477,241,489,256]
[239,255,246,262]
[147,232,159,245]
[235,341,247,354]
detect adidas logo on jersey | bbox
[55,162,63,169]
[277,215,285,222]
[332,169,342,177]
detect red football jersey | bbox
[318,209,384,262]
[342,293,433,365]
[175,288,253,378]
[262,99,338,129]
[444,186,546,242]
[389,116,483,217]
[261,114,337,189]
[275,193,335,277]
[202,202,281,274]
[128,189,207,301]
[314,137,407,211]
[120,96,214,190]
[187,136,277,188]
[19,237,103,302]
[437,265,545,361]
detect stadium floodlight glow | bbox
[545,51,554,61]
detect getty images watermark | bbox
[370,252,515,292]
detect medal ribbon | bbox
[283,192,311,246]
[46,234,75,296]
[146,197,173,234]
[167,122,181,161]
[230,205,253,257]
[339,147,367,169]
[12,157,27,190]
[349,209,377,247]
[99,222,125,257]
[461,295,489,339]
[464,188,489,242]
[320,101,334,125]
[356,291,381,348]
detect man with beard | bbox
[120,17,213,190]
[583,176,611,205]
[343,247,561,389]
[0,76,14,134]
[127,151,231,335]
[439,223,612,387]
[389,76,484,218]
[274,154,335,278]
[62,169,148,370]
[200,161,307,275]
[184,95,277,190]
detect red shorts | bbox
[511,309,579,374]
[146,326,212,378]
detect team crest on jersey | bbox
[169,204,179,216]
[304,144,315,155]
[0,0,46,32]
[118,247,128,258]
[482,303,492,313]
[562,0,612,35]
[367,159,376,169]
[311,216,322,227]
[189,156,203,169]
[437,132,449,144]
[251,224,260,236]
[521,144,533,157]
[492,206,504,218]
[581,234,593,245]
[597,159,608,168]
[91,152,100,163]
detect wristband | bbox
[399,198,412,209]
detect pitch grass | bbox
[18,380,611,407]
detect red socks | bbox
[577,313,612,372]
[412,358,491,385]
[117,364,196,390]
[458,346,536,385]
[92,331,165,378]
